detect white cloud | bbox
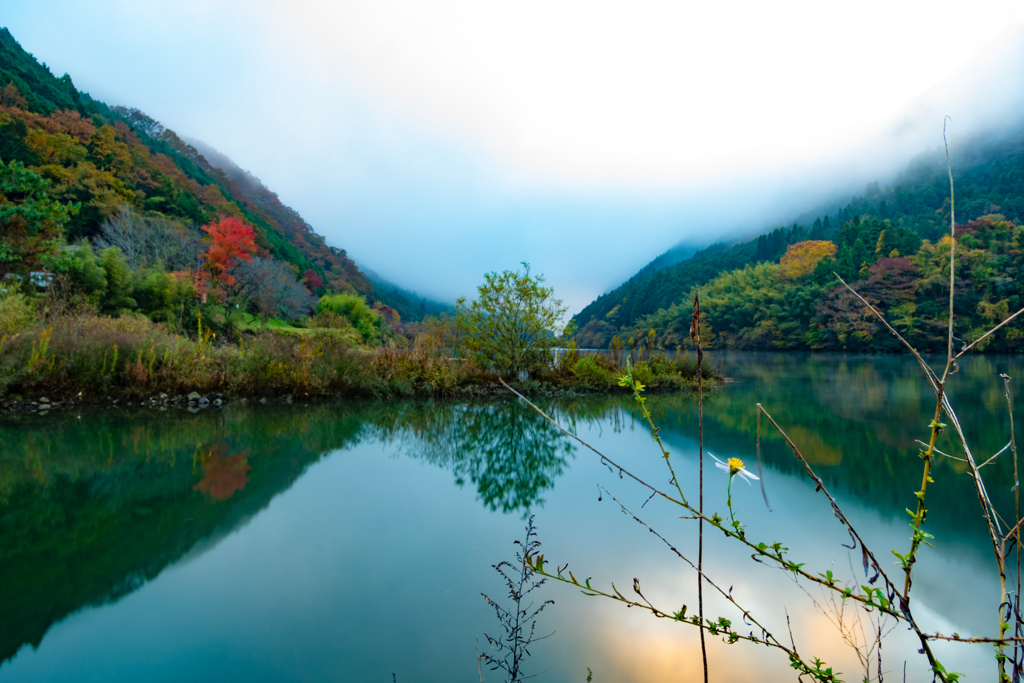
[6,0,1024,311]
[259,0,1024,186]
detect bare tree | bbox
[234,257,315,322]
[110,106,165,139]
[97,205,203,271]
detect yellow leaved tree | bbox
[779,239,838,279]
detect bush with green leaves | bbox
[98,247,137,313]
[315,293,382,343]
[569,354,615,386]
[66,241,107,299]
[0,284,34,334]
[133,268,196,328]
[455,263,567,378]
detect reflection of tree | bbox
[193,444,251,501]
[384,401,576,513]
[6,357,1014,670]
[647,353,1024,534]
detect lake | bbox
[1,352,1022,682]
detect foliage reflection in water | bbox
[0,398,581,668]
[0,353,1020,681]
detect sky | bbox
[6,1,1024,312]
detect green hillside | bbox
[573,129,1024,352]
[0,27,445,323]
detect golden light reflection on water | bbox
[573,587,971,682]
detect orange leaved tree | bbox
[196,216,257,301]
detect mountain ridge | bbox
[0,27,446,321]
[572,125,1024,351]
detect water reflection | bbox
[1,353,1022,680]
[0,400,579,664]
[0,406,367,663]
[642,353,1024,536]
[377,400,575,512]
[192,445,251,501]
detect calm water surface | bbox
[1,353,1023,682]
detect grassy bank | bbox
[0,314,719,407]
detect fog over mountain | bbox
[631,25,1024,287]
[5,2,1024,313]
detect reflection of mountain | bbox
[2,359,1016,667]
[0,399,576,664]
[0,406,369,664]
[644,353,1023,535]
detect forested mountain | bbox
[573,127,1024,352]
[361,267,451,322]
[187,139,448,321]
[0,27,444,322]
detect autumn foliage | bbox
[196,216,257,300]
[780,240,838,279]
[302,269,323,291]
[192,444,251,501]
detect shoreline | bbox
[0,376,721,416]
[0,316,720,411]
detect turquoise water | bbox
[1,353,1022,682]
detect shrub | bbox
[315,293,382,343]
[66,241,107,299]
[0,288,33,334]
[570,355,614,385]
[134,268,196,329]
[99,247,137,313]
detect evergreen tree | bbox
[755,235,768,262]
[810,217,824,240]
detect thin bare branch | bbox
[925,633,1024,644]
[978,441,1014,469]
[692,292,709,683]
[953,306,1024,361]
[941,116,956,384]
[916,440,966,463]
[757,404,900,601]
[600,486,781,648]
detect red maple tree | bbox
[196,216,257,301]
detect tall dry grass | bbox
[0,313,473,400]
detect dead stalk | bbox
[692,292,709,683]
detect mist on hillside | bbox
[7,5,1024,315]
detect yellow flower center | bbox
[727,457,745,473]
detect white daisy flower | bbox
[711,453,759,485]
